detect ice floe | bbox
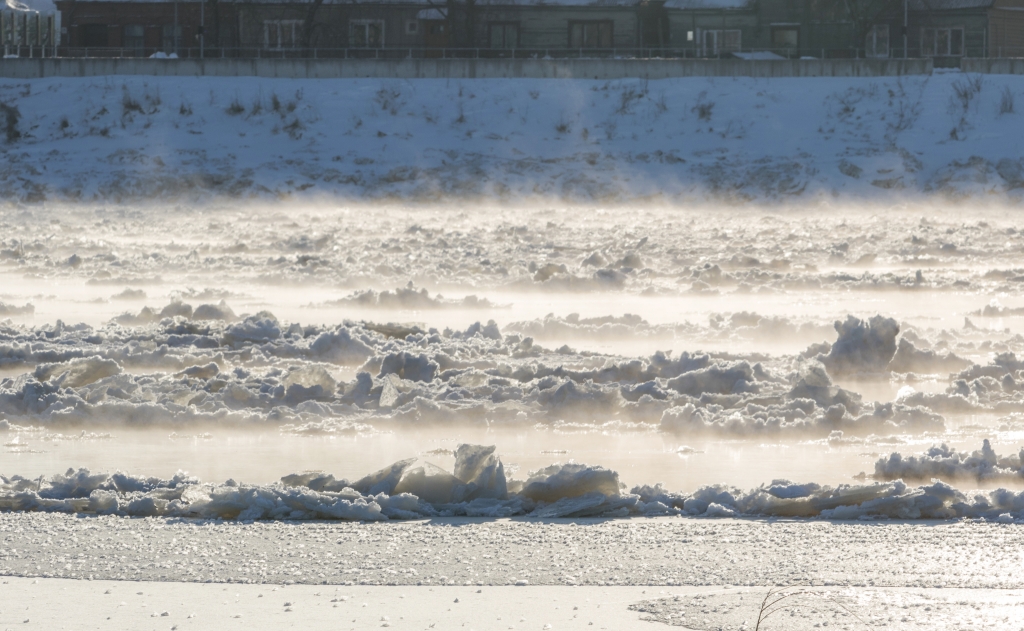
[3,444,1024,522]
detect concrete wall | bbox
[961,57,1024,74]
[0,57,935,79]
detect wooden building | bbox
[989,0,1024,56]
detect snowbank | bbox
[3,75,1024,204]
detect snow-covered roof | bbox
[4,0,55,11]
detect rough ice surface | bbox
[4,206,1024,526]
[873,440,1024,483]
[0,308,961,435]
[4,443,1024,522]
[819,315,900,375]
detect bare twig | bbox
[755,585,871,631]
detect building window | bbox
[350,20,384,48]
[2,13,16,45]
[921,27,963,56]
[569,21,613,48]
[489,22,518,49]
[40,15,55,46]
[162,25,181,53]
[864,24,889,58]
[771,26,799,52]
[701,29,741,56]
[264,20,302,49]
[406,20,418,35]
[124,25,144,54]
[80,24,108,47]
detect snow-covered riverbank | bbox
[1,73,1022,204]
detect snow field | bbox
[1,74,1023,203]
[2,578,1023,631]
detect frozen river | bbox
[4,205,1024,518]
[4,203,1024,628]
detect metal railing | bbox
[2,44,59,58]
[5,44,1024,61]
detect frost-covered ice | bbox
[2,513,1024,588]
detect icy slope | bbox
[1,73,1022,204]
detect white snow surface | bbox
[2,74,1024,204]
[3,580,1024,631]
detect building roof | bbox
[4,0,54,11]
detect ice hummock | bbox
[0,310,968,437]
[873,440,1024,483]
[4,444,1024,522]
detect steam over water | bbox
[3,204,1024,521]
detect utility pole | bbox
[200,0,205,58]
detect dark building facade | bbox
[51,0,1024,58]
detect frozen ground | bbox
[2,517,1024,630]
[8,579,1024,631]
[5,514,1024,588]
[1,73,1023,204]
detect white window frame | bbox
[263,20,303,49]
[921,27,964,56]
[865,24,889,58]
[350,19,385,48]
[699,29,741,56]
[405,19,418,35]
